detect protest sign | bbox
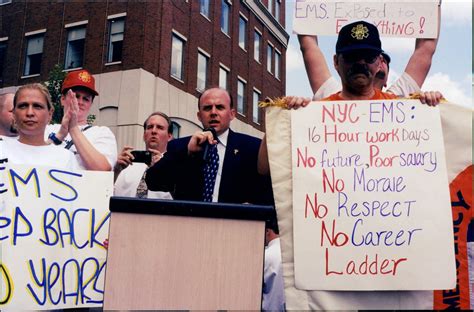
[433,103,473,310]
[264,100,471,309]
[293,0,439,38]
[0,164,112,310]
[291,99,455,290]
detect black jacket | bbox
[146,129,274,205]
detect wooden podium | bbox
[103,197,274,310]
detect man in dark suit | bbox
[146,87,273,205]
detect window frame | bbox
[254,29,262,63]
[23,31,45,77]
[267,42,274,74]
[275,0,281,22]
[106,17,125,64]
[275,48,281,80]
[196,48,210,92]
[170,30,187,82]
[238,13,248,51]
[0,38,7,82]
[237,76,247,116]
[252,88,261,124]
[64,25,87,70]
[200,0,210,19]
[220,0,231,36]
[219,63,230,90]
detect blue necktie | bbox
[203,145,219,202]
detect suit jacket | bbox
[146,129,274,205]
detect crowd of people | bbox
[0,17,452,310]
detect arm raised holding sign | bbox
[299,5,441,100]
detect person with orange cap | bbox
[45,69,117,171]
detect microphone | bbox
[202,127,218,161]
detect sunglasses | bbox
[342,52,380,64]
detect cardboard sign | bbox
[0,164,112,310]
[291,100,455,290]
[293,0,439,38]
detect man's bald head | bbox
[0,93,17,137]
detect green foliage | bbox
[44,64,66,124]
[87,114,96,125]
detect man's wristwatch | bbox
[48,132,63,145]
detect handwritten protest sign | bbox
[0,164,112,310]
[291,100,455,290]
[293,0,439,38]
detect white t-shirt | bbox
[46,124,117,170]
[386,72,421,97]
[114,162,148,197]
[312,72,421,100]
[0,136,80,170]
[114,161,172,199]
[263,238,285,311]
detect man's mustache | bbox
[348,63,370,77]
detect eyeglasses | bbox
[341,53,380,64]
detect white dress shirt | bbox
[211,129,228,202]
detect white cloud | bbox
[286,42,305,72]
[381,37,415,54]
[388,70,472,108]
[423,72,472,107]
[441,0,471,27]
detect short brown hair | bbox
[143,111,172,134]
[14,83,53,110]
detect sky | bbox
[285,0,472,107]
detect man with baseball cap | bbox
[298,4,441,100]
[259,21,442,174]
[46,69,117,171]
[326,20,396,100]
[320,21,440,104]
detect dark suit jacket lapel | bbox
[219,129,240,202]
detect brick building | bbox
[0,0,288,149]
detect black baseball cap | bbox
[336,21,382,54]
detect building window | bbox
[219,65,229,90]
[268,0,273,15]
[197,50,209,91]
[65,27,86,70]
[171,33,185,81]
[0,42,6,82]
[254,30,261,63]
[275,0,281,22]
[238,14,247,50]
[267,43,273,73]
[24,34,44,76]
[252,89,261,124]
[237,78,246,115]
[107,18,125,63]
[171,121,181,139]
[275,50,281,80]
[200,0,210,18]
[220,0,230,35]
